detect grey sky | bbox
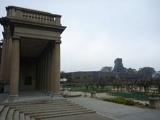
[0,0,160,72]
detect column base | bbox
[39,89,44,93]
[42,90,47,94]
[49,92,63,99]
[3,95,19,103]
[45,91,51,96]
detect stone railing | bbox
[6,6,61,25]
[22,11,55,22]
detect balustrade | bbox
[22,11,56,22]
[6,6,61,24]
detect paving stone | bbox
[42,113,113,120]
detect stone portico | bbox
[0,6,66,98]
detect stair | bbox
[20,112,25,120]
[0,106,10,120]
[13,111,19,120]
[0,105,5,113]
[25,115,30,120]
[0,99,96,120]
[34,110,95,119]
[6,108,14,120]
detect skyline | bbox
[0,0,160,72]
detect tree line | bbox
[61,67,160,93]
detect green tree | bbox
[101,66,113,72]
[138,67,155,78]
[153,71,160,78]
[66,76,75,86]
[83,74,92,90]
[155,78,160,93]
[60,71,65,79]
[126,68,137,75]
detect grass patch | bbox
[65,86,112,93]
[107,91,154,100]
[103,97,143,106]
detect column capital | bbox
[55,40,62,44]
[2,32,7,39]
[12,36,20,40]
[3,26,12,39]
[49,40,61,50]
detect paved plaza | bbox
[0,91,160,120]
[68,92,160,120]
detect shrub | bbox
[103,97,143,106]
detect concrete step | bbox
[5,99,68,106]
[10,103,76,110]
[9,101,73,109]
[30,117,35,120]
[13,111,20,120]
[8,102,71,107]
[6,108,14,120]
[20,112,25,120]
[42,113,113,120]
[18,104,83,113]
[30,109,95,118]
[0,106,10,120]
[11,104,80,111]
[0,105,5,113]
[25,115,31,120]
[1,100,96,120]
[34,110,96,119]
[24,107,87,115]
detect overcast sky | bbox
[0,0,160,72]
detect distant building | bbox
[112,58,125,73]
[63,71,118,82]
[62,58,143,82]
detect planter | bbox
[91,91,96,98]
[149,97,160,109]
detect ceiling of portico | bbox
[21,38,48,58]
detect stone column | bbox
[48,50,52,94]
[0,30,7,93]
[0,26,12,83]
[0,31,7,81]
[46,53,50,93]
[9,37,20,97]
[36,60,40,90]
[39,58,43,91]
[41,56,45,92]
[5,27,12,82]
[50,43,55,95]
[44,54,48,93]
[52,41,61,94]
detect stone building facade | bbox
[0,6,66,98]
